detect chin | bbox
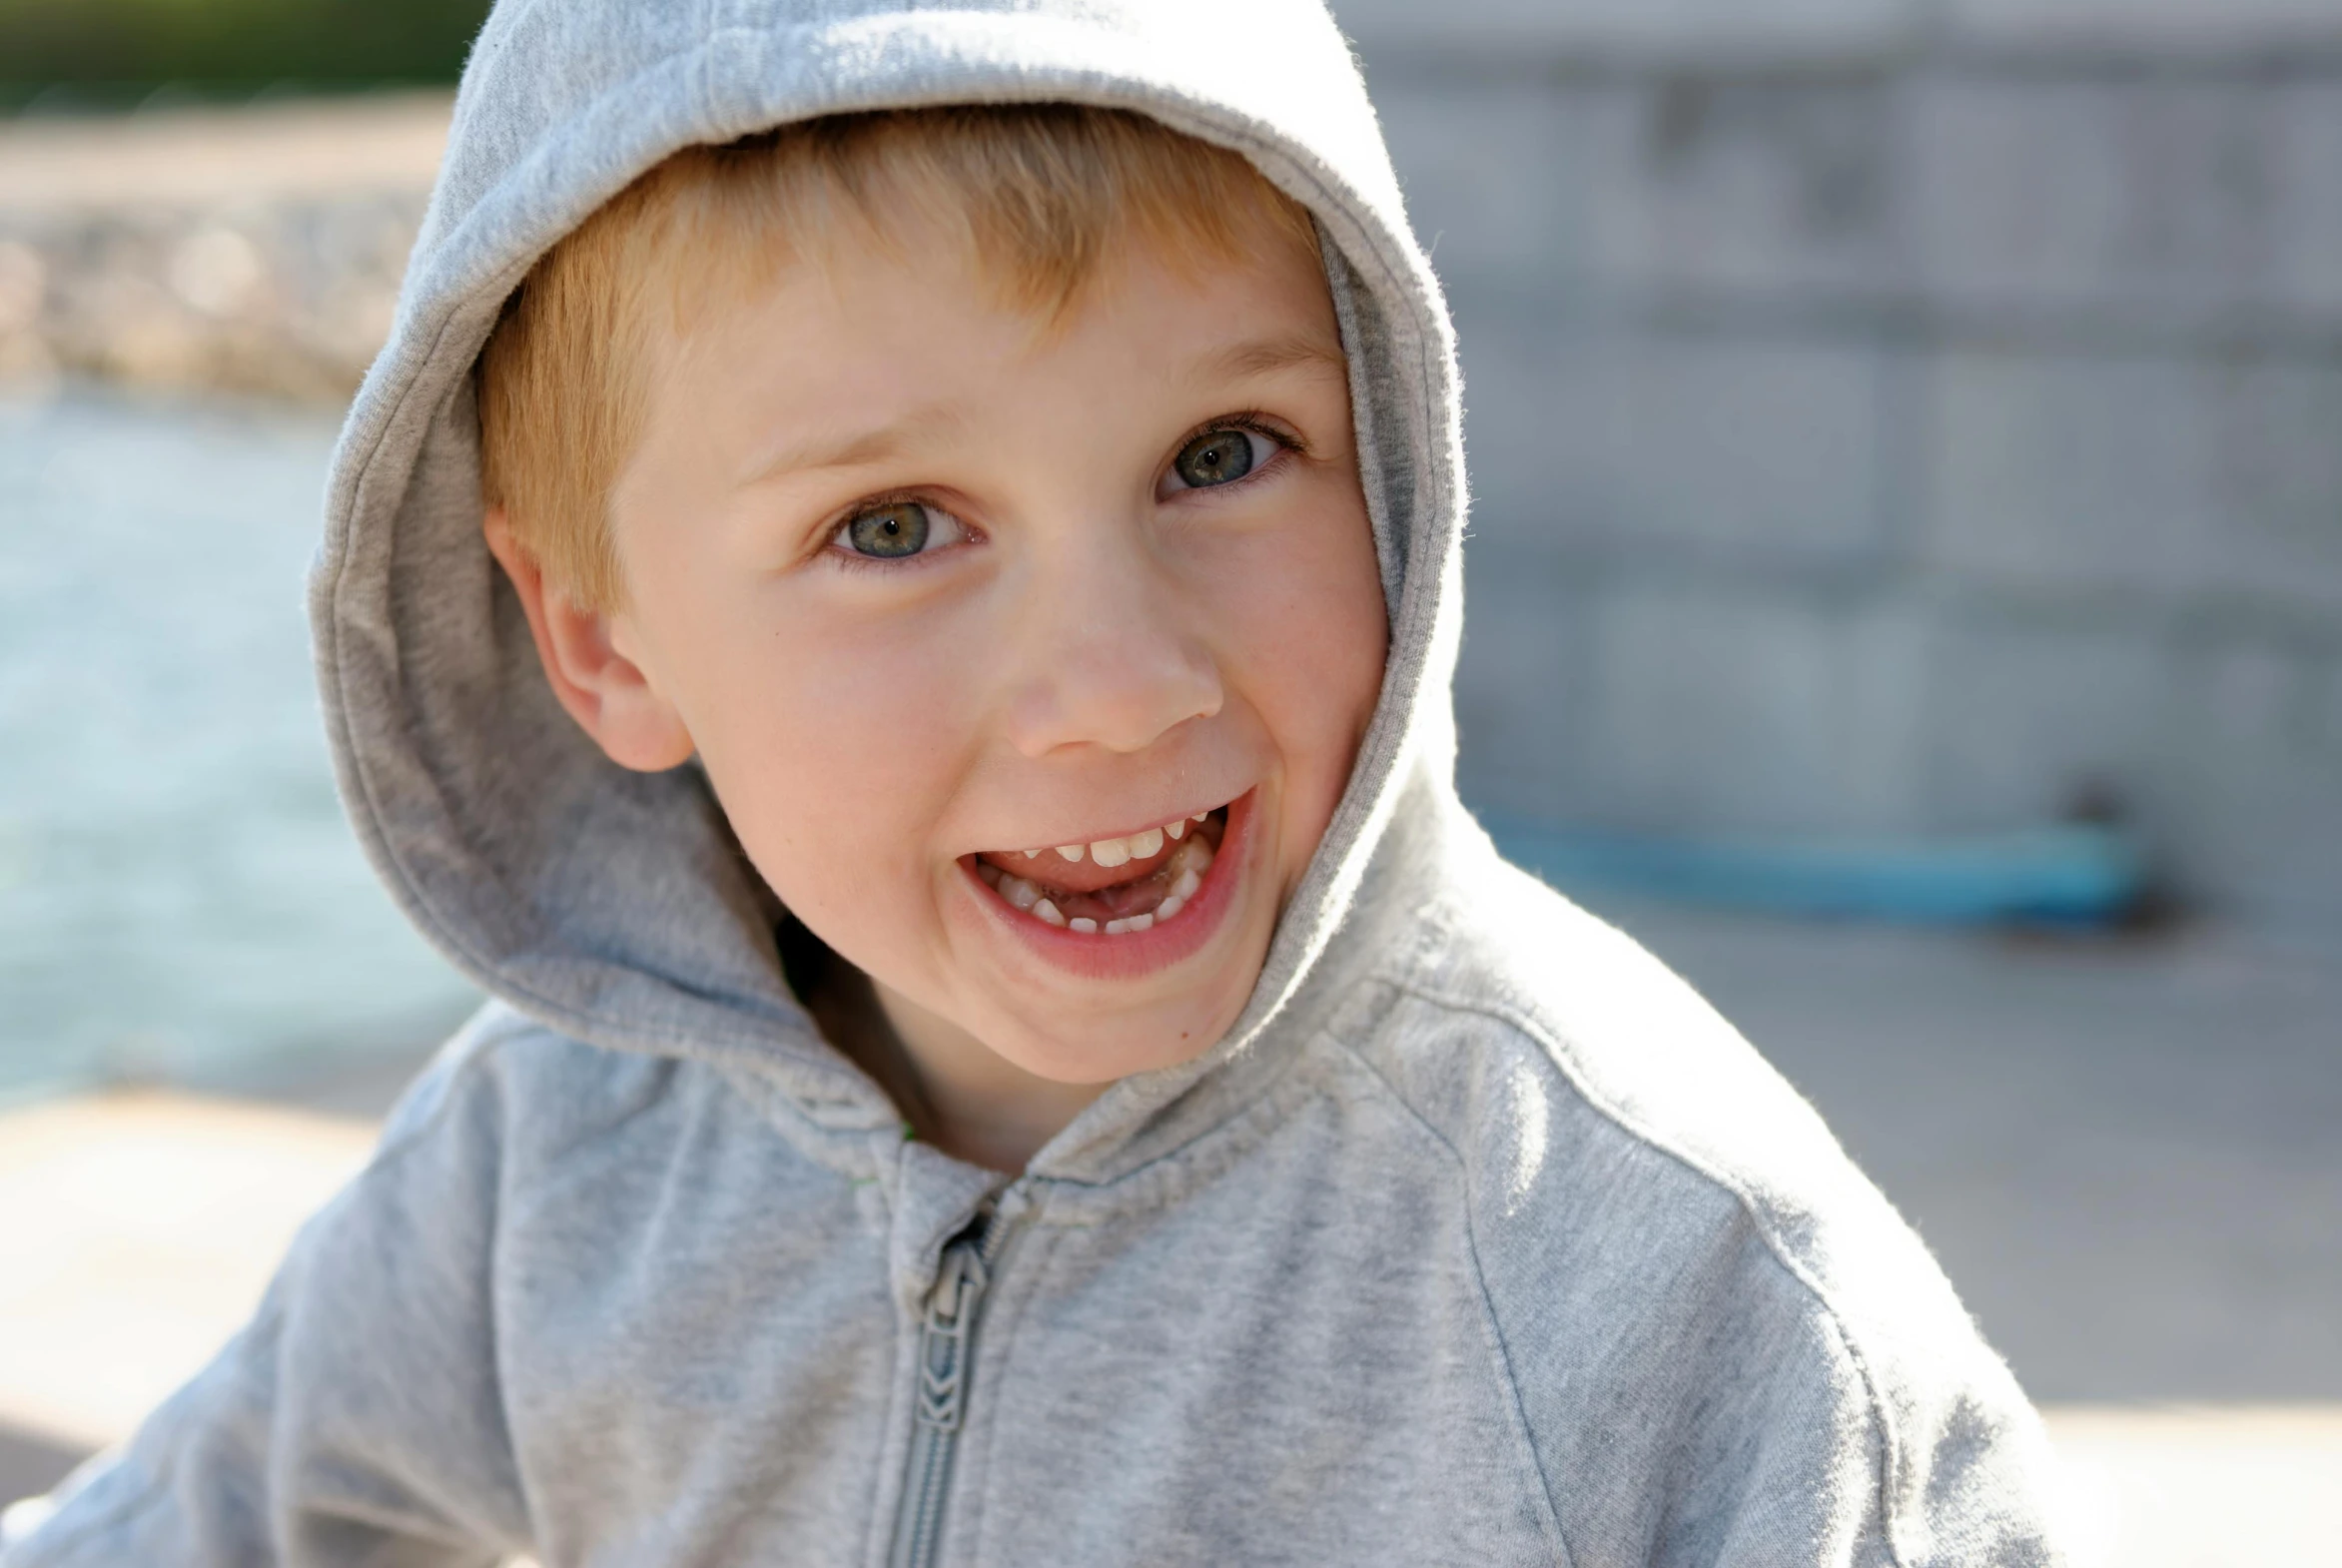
[988,989,1248,1086]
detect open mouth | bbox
[967,803,1232,936]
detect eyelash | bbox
[1170,411,1305,483]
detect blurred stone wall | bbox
[1337,0,2342,929]
[0,96,442,400]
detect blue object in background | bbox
[1478,810,2148,929]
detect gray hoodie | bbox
[5,2,2067,1564]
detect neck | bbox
[872,982,1107,1173]
[798,945,1104,1173]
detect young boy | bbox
[6,1,2066,1563]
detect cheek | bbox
[657,588,982,929]
[1204,491,1388,816]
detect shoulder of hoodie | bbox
[1324,832,2046,1551]
[359,999,831,1199]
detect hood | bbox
[311,0,1470,1176]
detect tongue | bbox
[976,840,1173,895]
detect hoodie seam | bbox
[1323,1031,1578,1568]
[1378,976,1914,1568]
[309,1020,530,1555]
[1029,1040,1328,1219]
[355,1023,533,1558]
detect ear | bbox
[483,506,697,772]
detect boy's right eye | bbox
[830,500,970,563]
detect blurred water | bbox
[0,390,475,1100]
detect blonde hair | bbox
[475,104,1321,612]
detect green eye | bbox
[1172,428,1257,488]
[846,502,930,558]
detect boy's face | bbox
[541,211,1384,1087]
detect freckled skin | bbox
[489,213,1387,1166]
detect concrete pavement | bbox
[1594,899,2342,1403]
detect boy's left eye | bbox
[1160,426,1281,496]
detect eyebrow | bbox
[1193,331,1348,385]
[739,402,968,488]
[739,332,1345,488]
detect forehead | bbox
[653,216,1348,471]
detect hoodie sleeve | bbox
[1482,1196,2066,1568]
[1477,1116,2067,1568]
[0,1033,534,1568]
[1637,1251,2067,1568]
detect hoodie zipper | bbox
[887,1203,1019,1568]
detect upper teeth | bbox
[1045,817,1197,867]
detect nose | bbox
[1004,532,1222,758]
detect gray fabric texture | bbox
[5,1,2066,1563]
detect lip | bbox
[957,788,1255,982]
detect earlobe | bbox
[481,506,696,772]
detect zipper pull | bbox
[914,1235,991,1432]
